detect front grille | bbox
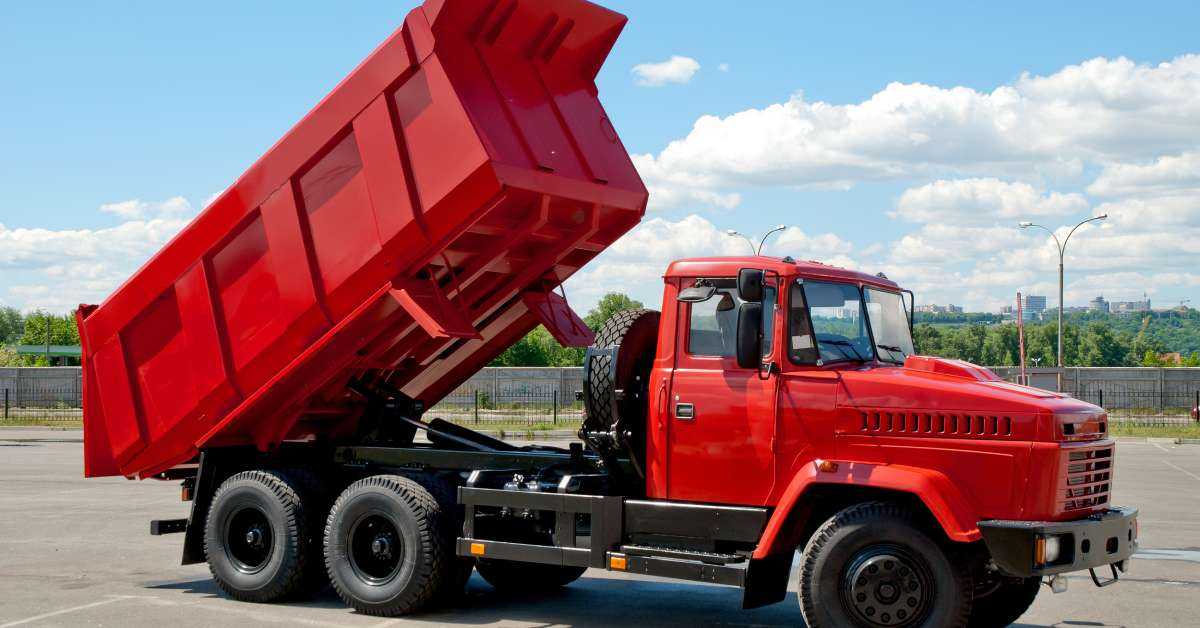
[1061,446,1113,512]
[858,411,1014,439]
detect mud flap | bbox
[742,552,794,609]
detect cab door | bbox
[665,278,780,505]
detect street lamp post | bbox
[725,225,787,256]
[1018,214,1108,371]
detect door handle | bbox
[675,403,695,420]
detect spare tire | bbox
[582,308,660,477]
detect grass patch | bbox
[1108,423,1200,439]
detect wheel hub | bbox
[843,548,931,627]
[225,507,274,574]
[371,535,393,560]
[349,514,404,583]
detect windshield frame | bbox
[788,279,914,367]
[863,286,915,365]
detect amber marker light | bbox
[814,459,839,473]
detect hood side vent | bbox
[859,410,1015,439]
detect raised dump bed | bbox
[76,0,646,479]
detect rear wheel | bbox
[968,576,1040,627]
[799,502,972,628]
[204,470,316,602]
[324,475,450,616]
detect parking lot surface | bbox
[1,429,1198,627]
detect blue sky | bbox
[3,1,1200,314]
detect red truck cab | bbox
[623,255,1136,622]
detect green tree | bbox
[18,311,80,346]
[1078,323,1127,367]
[0,307,23,343]
[490,293,644,367]
[0,345,21,367]
[584,293,644,330]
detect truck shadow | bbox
[149,574,807,626]
[147,575,1107,627]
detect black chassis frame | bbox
[172,442,793,610]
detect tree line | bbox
[3,297,1199,369]
[0,307,81,366]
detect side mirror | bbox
[736,302,762,369]
[738,268,764,302]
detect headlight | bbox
[1044,535,1063,563]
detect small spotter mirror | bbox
[678,283,717,303]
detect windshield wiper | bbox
[876,344,908,363]
[822,339,867,362]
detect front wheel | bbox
[799,502,972,628]
[968,576,1040,627]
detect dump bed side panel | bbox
[78,0,646,478]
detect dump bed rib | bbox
[76,0,646,478]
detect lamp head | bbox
[1018,221,1034,228]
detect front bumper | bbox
[978,507,1138,578]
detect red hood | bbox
[835,356,1097,424]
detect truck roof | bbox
[77,0,646,479]
[665,256,902,291]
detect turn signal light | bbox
[814,459,839,473]
[609,555,627,571]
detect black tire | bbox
[281,468,333,594]
[204,470,316,602]
[582,308,660,470]
[324,475,449,616]
[968,576,1040,627]
[799,502,972,628]
[410,473,473,605]
[475,559,587,593]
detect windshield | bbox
[795,281,874,364]
[864,287,915,364]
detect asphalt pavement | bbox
[2,428,1198,627]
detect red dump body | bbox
[76,0,646,479]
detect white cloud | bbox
[98,196,192,220]
[1088,151,1200,198]
[1,198,197,312]
[631,55,701,87]
[893,179,1088,225]
[634,55,1200,209]
[565,215,856,312]
[718,63,730,73]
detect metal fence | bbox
[1075,388,1200,426]
[426,389,584,429]
[3,367,1198,429]
[1,387,83,425]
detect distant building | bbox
[1112,295,1151,314]
[1023,295,1047,321]
[1089,295,1110,313]
[915,304,964,314]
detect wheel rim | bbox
[225,506,274,574]
[348,512,404,585]
[842,544,934,627]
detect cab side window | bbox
[789,282,819,364]
[687,288,742,357]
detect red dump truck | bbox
[78,1,1137,626]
